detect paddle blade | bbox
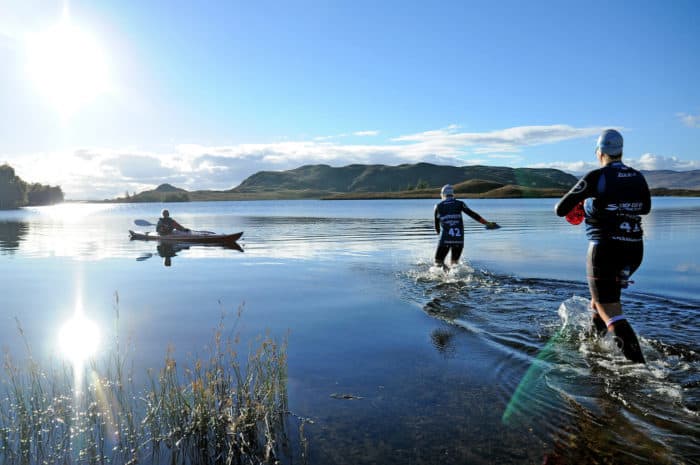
[134,219,154,226]
[565,202,585,225]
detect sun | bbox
[58,313,101,365]
[25,10,111,115]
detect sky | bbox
[1,0,699,199]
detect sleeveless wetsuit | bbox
[434,198,486,264]
[555,161,651,303]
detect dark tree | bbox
[0,165,27,209]
[0,164,64,209]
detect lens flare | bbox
[58,314,100,364]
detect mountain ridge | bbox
[641,169,700,190]
[108,163,700,202]
[231,162,577,193]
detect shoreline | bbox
[73,187,700,204]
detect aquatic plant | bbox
[0,301,300,464]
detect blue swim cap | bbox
[596,129,623,156]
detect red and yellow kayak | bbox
[129,230,242,244]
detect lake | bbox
[1,198,699,464]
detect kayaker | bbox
[555,129,651,363]
[434,184,500,269]
[156,209,190,235]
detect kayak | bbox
[129,230,243,244]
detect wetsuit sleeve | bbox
[434,205,441,234]
[555,171,599,217]
[461,202,487,224]
[639,175,652,215]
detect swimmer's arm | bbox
[555,171,598,217]
[434,205,441,234]
[640,177,652,215]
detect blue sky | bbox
[1,0,699,198]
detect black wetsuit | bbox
[555,161,651,303]
[434,198,486,264]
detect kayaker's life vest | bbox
[156,217,177,235]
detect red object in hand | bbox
[566,202,585,225]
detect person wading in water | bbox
[555,129,651,363]
[434,184,500,270]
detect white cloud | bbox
[632,153,700,171]
[101,154,174,180]
[528,160,598,175]
[677,112,700,128]
[313,130,379,140]
[1,123,630,199]
[391,124,602,153]
[487,154,519,159]
[353,130,379,136]
[529,153,700,175]
[388,125,605,166]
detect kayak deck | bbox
[129,230,243,244]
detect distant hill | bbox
[642,170,700,190]
[232,163,578,194]
[452,179,505,193]
[109,164,700,202]
[113,184,190,203]
[323,182,569,200]
[153,183,187,193]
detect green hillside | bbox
[232,163,577,193]
[108,163,700,202]
[110,163,579,202]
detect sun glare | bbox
[25,12,111,115]
[58,313,101,365]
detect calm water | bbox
[1,198,699,464]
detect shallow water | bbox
[0,198,698,464]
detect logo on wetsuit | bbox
[604,202,646,212]
[570,179,587,194]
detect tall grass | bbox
[0,298,302,464]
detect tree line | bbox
[0,164,64,210]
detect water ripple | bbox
[399,263,700,464]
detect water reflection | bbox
[1,199,699,463]
[430,326,457,358]
[134,241,244,266]
[157,242,186,267]
[0,221,29,252]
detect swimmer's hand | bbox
[485,222,500,230]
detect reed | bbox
[0,300,300,464]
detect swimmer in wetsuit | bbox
[434,184,500,268]
[555,129,651,363]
